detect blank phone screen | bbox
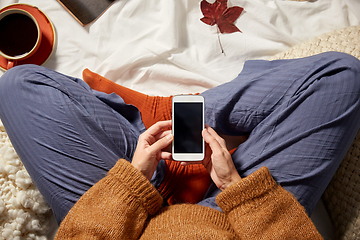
[174,102,203,153]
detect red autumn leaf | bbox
[200,0,243,34]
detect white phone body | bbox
[172,95,205,161]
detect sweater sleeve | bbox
[216,167,323,239]
[55,159,163,240]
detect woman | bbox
[1,52,360,239]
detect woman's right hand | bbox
[201,126,241,191]
[131,120,173,180]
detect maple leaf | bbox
[200,0,243,54]
[200,0,243,33]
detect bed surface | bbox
[1,0,360,94]
[0,0,360,239]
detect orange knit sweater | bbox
[55,159,322,239]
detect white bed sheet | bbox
[1,0,360,95]
[0,0,360,239]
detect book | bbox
[57,0,116,26]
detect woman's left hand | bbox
[131,120,173,180]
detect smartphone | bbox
[172,95,205,161]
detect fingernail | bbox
[167,134,173,141]
[203,129,209,136]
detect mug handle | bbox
[7,60,16,69]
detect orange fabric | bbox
[158,160,212,205]
[82,68,172,129]
[82,69,212,204]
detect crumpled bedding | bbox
[0,0,359,239]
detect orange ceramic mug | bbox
[0,8,42,70]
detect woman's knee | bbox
[318,52,360,97]
[321,51,360,80]
[0,65,55,119]
[0,64,45,95]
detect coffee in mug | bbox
[0,9,41,69]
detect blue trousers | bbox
[1,52,360,224]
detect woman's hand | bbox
[201,126,241,191]
[131,120,173,180]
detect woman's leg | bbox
[0,65,146,224]
[200,52,360,214]
[82,69,213,204]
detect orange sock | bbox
[82,69,172,129]
[82,69,212,204]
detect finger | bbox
[150,133,173,155]
[155,130,172,141]
[147,120,172,137]
[202,128,224,154]
[139,121,172,144]
[205,126,227,150]
[151,130,172,153]
[203,142,212,165]
[157,130,173,152]
[160,151,173,160]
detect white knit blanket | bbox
[0,120,53,239]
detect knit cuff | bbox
[107,159,163,215]
[216,167,277,213]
